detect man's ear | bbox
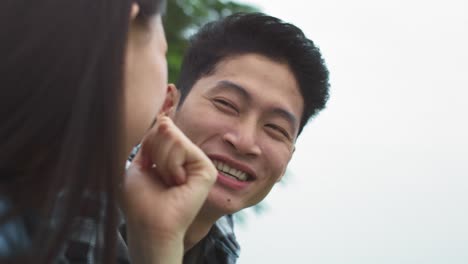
[159,84,180,118]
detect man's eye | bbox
[266,124,291,140]
[213,98,239,114]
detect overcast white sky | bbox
[235,0,468,263]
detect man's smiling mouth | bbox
[212,160,251,182]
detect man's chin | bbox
[204,188,243,217]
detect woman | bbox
[0,0,216,263]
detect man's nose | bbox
[222,121,261,157]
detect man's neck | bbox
[183,205,222,252]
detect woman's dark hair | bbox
[0,0,165,262]
[177,12,330,136]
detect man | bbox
[158,12,329,263]
[66,12,329,263]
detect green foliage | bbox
[164,0,259,83]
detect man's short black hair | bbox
[176,12,330,136]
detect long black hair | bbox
[0,0,165,262]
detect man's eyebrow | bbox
[212,80,251,102]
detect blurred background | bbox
[164,0,468,263]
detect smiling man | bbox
[174,54,303,216]
[163,12,330,263]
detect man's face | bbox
[173,54,304,215]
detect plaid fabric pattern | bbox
[57,212,131,264]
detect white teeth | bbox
[228,167,236,176]
[212,160,249,181]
